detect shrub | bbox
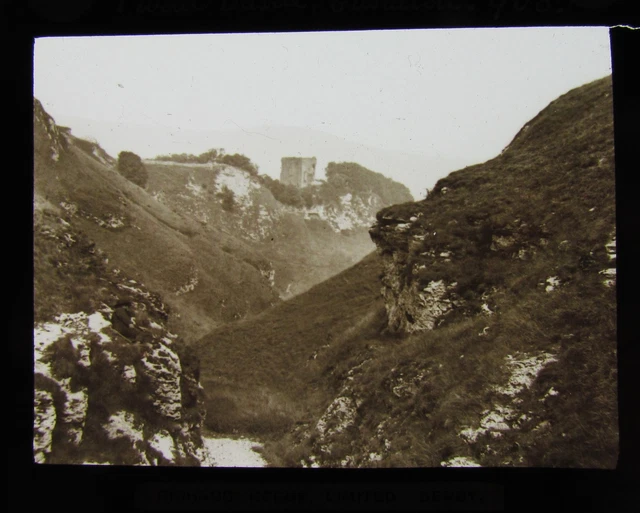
[220,153,259,175]
[155,148,223,164]
[259,175,305,207]
[117,151,148,188]
[217,185,236,212]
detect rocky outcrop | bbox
[33,202,209,465]
[33,98,69,163]
[143,161,386,300]
[369,77,616,336]
[33,305,208,466]
[146,161,387,242]
[370,212,463,333]
[301,192,386,232]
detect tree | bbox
[196,148,219,164]
[218,185,236,212]
[220,153,258,176]
[117,151,148,188]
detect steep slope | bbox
[33,100,278,465]
[196,76,617,468]
[194,253,385,436]
[146,161,377,298]
[143,159,411,299]
[34,202,209,465]
[34,99,279,343]
[33,98,415,465]
[36,98,412,314]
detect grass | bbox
[33,77,616,468]
[34,169,207,465]
[35,99,384,344]
[195,252,384,437]
[195,76,617,469]
[34,130,282,342]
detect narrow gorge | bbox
[33,75,617,469]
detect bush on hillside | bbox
[259,175,305,207]
[155,148,222,164]
[117,151,148,188]
[153,149,258,175]
[218,185,237,212]
[220,153,259,176]
[195,148,219,164]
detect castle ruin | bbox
[280,157,317,188]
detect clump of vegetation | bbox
[217,185,237,212]
[219,153,259,175]
[155,148,221,164]
[154,148,259,175]
[258,175,306,207]
[117,151,148,188]
[259,161,413,210]
[323,162,413,205]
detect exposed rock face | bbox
[300,358,373,469]
[140,339,184,420]
[147,161,387,241]
[33,390,57,463]
[302,192,385,232]
[370,215,462,333]
[33,204,209,465]
[369,78,616,336]
[33,306,208,466]
[600,230,616,288]
[144,161,389,300]
[33,98,68,162]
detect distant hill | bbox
[52,118,467,199]
[34,99,417,341]
[194,76,617,468]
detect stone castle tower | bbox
[280,157,317,188]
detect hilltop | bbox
[32,97,415,466]
[195,75,617,468]
[143,155,410,300]
[34,99,412,340]
[55,119,465,199]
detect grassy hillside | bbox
[143,159,378,300]
[34,101,279,342]
[33,195,208,465]
[195,76,617,468]
[194,252,385,436]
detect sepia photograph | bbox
[33,27,617,468]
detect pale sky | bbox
[34,28,611,195]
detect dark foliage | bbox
[217,185,237,212]
[117,151,148,188]
[220,153,259,175]
[155,148,221,164]
[154,148,259,175]
[259,175,305,207]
